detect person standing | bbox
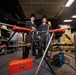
[35,15,51,59]
[23,14,37,58]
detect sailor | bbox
[24,14,37,58]
[36,15,51,59]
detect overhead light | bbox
[71,15,76,18]
[65,0,75,7]
[63,20,73,22]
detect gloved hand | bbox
[31,27,36,31]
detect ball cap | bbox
[30,14,35,18]
[42,15,47,19]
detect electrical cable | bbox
[64,56,70,64]
[64,63,76,72]
[64,54,76,72]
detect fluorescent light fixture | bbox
[65,0,75,7]
[71,15,76,18]
[63,20,73,22]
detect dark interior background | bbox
[0,0,76,32]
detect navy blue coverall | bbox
[23,21,37,58]
[38,24,51,56]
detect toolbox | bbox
[8,58,34,75]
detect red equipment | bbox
[49,29,65,33]
[8,58,34,75]
[12,25,32,33]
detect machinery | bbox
[51,53,65,67]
